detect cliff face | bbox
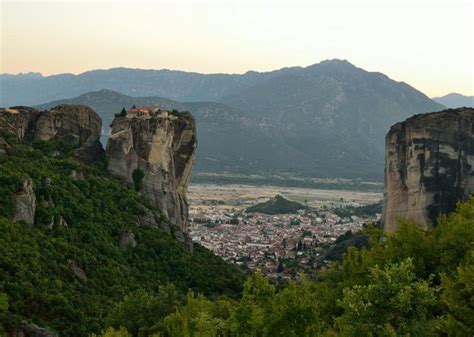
[0,104,103,162]
[34,104,104,162]
[1,104,197,234]
[106,110,197,231]
[382,108,474,231]
[0,106,41,138]
[12,178,36,225]
[0,104,104,226]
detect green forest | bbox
[0,134,243,336]
[0,134,473,336]
[95,201,473,337]
[93,199,473,337]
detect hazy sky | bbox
[1,0,473,97]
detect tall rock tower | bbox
[106,108,197,232]
[382,108,474,231]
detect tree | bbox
[0,293,8,335]
[91,327,132,337]
[115,107,127,118]
[0,293,7,313]
[336,258,438,336]
[132,168,145,192]
[297,240,303,251]
[107,286,181,336]
[163,291,229,337]
[229,272,275,336]
[440,253,474,335]
[277,262,284,273]
[266,278,324,336]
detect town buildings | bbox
[189,205,380,280]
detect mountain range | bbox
[4,59,444,179]
[432,93,473,108]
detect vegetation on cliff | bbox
[0,134,244,336]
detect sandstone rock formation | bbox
[18,320,58,337]
[0,136,11,155]
[12,177,36,225]
[34,104,104,162]
[0,106,41,138]
[0,105,103,163]
[382,108,474,231]
[119,231,137,250]
[106,109,197,231]
[1,104,196,234]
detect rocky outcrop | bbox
[382,108,474,231]
[0,104,103,163]
[68,260,87,281]
[1,104,196,234]
[33,104,104,162]
[0,136,11,155]
[0,106,41,139]
[12,178,36,225]
[17,320,58,337]
[106,109,197,231]
[119,231,137,250]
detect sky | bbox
[1,0,473,97]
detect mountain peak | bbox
[432,92,473,108]
[77,89,131,101]
[319,58,353,65]
[312,58,355,68]
[304,59,359,75]
[90,89,126,96]
[0,72,43,79]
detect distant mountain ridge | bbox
[7,59,444,179]
[432,93,473,108]
[1,65,289,106]
[1,59,437,107]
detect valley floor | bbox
[188,183,382,280]
[188,183,382,209]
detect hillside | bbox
[333,200,383,218]
[432,93,473,108]
[220,60,443,178]
[0,133,244,336]
[12,59,444,179]
[78,199,474,336]
[246,195,308,214]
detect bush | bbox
[132,168,145,192]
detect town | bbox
[188,184,382,281]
